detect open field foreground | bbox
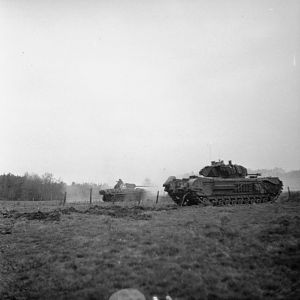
[0,198,300,300]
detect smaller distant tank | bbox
[99,179,147,202]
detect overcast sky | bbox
[0,0,299,186]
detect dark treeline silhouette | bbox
[0,172,66,201]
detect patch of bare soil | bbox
[0,201,300,300]
[1,210,61,221]
[82,205,152,220]
[1,205,178,223]
[61,205,178,220]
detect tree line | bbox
[0,173,66,201]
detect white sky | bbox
[0,0,299,186]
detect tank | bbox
[99,179,147,202]
[163,160,283,206]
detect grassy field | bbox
[0,195,299,300]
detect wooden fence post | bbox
[137,192,143,206]
[63,192,67,206]
[90,188,92,204]
[156,191,159,204]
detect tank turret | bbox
[100,179,149,202]
[199,160,248,178]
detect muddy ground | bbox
[0,196,299,300]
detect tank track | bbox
[171,192,281,207]
[103,192,144,202]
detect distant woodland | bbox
[0,173,109,202]
[0,173,65,201]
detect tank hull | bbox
[100,188,145,202]
[163,176,283,206]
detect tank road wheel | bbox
[198,196,204,205]
[105,194,114,202]
[181,193,192,206]
[243,197,250,205]
[209,198,218,206]
[211,198,218,206]
[172,196,182,206]
[201,197,212,205]
[255,196,261,204]
[225,198,230,205]
[231,198,237,205]
[217,198,223,205]
[112,194,117,203]
[218,198,225,206]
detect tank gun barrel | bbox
[124,183,155,189]
[247,173,261,176]
[135,185,155,188]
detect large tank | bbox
[163,161,283,206]
[99,179,146,202]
